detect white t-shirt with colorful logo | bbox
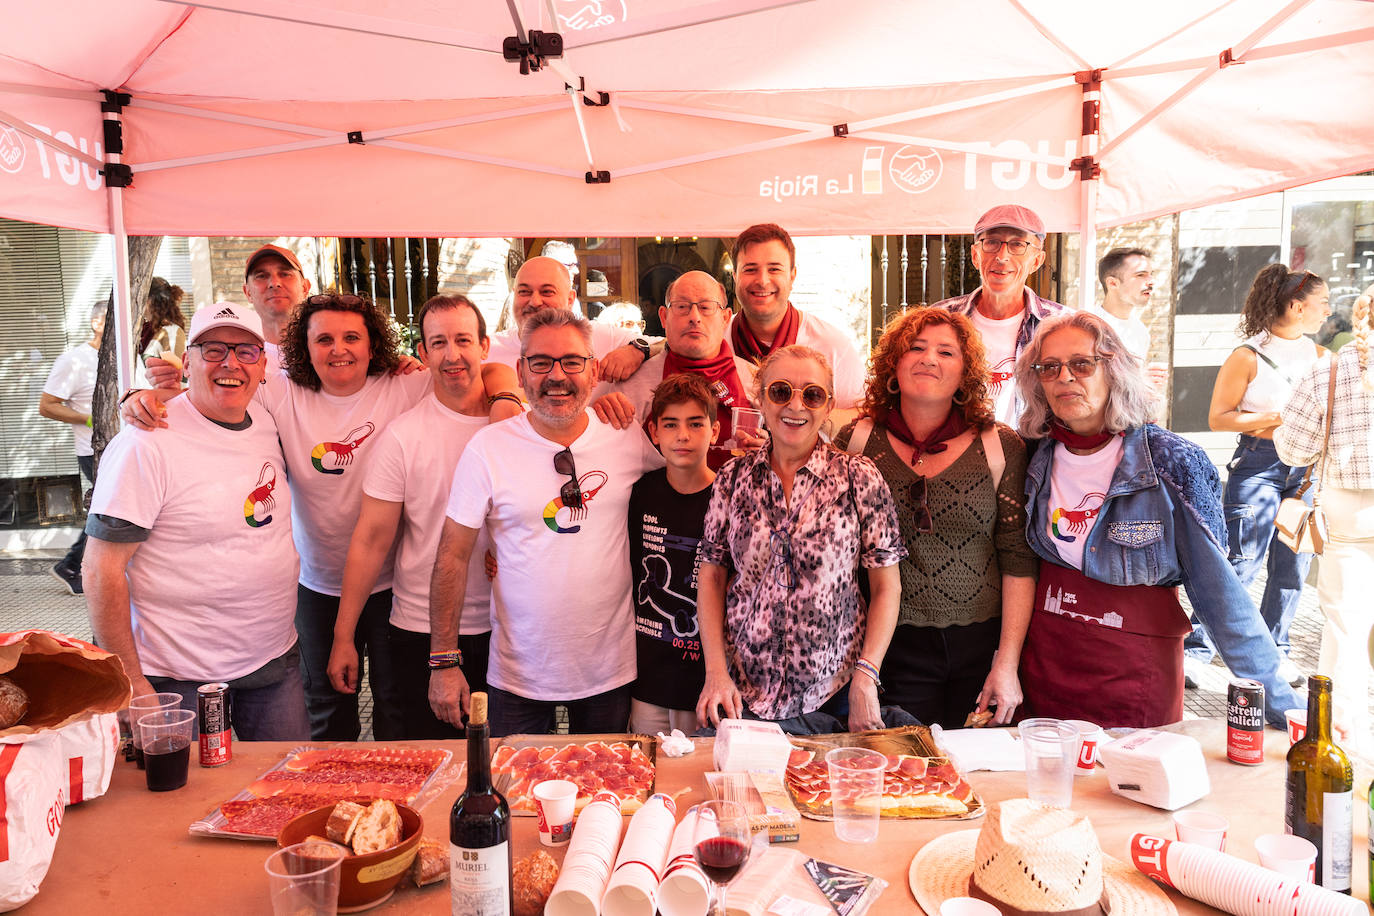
[446,411,664,701]
[970,308,1023,425]
[90,396,299,682]
[363,394,493,636]
[258,370,432,595]
[1047,435,1124,571]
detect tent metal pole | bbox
[0,108,105,170]
[1006,0,1091,71]
[1075,72,1102,306]
[1109,27,1374,81]
[0,82,103,101]
[103,102,134,394]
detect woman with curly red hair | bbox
[836,307,1037,728]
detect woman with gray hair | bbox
[1015,312,1302,728]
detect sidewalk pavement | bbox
[0,554,1367,759]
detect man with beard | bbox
[593,270,757,468]
[326,295,496,738]
[933,204,1066,425]
[428,309,663,736]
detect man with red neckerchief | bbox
[593,271,756,468]
[933,204,1067,426]
[729,223,865,420]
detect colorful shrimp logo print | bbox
[311,422,375,475]
[1051,492,1106,542]
[244,462,278,528]
[988,356,1015,395]
[543,470,609,534]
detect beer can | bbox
[1226,678,1264,765]
[197,682,231,767]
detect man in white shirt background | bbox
[1088,247,1169,388]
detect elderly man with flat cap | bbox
[934,204,1067,425]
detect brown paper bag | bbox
[0,630,130,737]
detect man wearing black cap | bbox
[933,204,1066,425]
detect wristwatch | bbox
[629,337,651,361]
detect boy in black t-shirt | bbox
[628,373,720,735]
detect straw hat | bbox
[909,799,1175,915]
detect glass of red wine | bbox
[693,799,751,916]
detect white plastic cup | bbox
[941,898,1003,915]
[1172,810,1229,851]
[825,747,887,843]
[1065,719,1103,776]
[1285,709,1307,745]
[1017,718,1077,808]
[1255,833,1317,883]
[137,708,196,792]
[732,407,764,440]
[265,840,347,915]
[128,691,184,764]
[533,779,578,847]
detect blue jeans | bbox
[295,584,403,740]
[1185,435,1313,660]
[60,455,94,573]
[487,684,632,739]
[148,644,310,741]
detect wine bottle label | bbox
[450,841,511,916]
[1322,790,1352,891]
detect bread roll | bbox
[326,800,367,846]
[350,799,401,855]
[410,838,447,887]
[512,849,558,916]
[0,676,28,730]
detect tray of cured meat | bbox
[783,726,983,821]
[492,734,655,816]
[191,745,455,840]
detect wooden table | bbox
[33,720,1371,913]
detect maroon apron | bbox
[1020,562,1192,728]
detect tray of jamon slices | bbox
[783,726,983,821]
[191,745,455,839]
[492,734,656,816]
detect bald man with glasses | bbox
[934,204,1067,425]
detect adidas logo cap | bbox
[189,300,266,344]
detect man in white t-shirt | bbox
[486,256,660,383]
[84,303,307,739]
[1088,247,1168,388]
[325,294,496,738]
[430,309,664,737]
[592,270,757,469]
[933,204,1067,425]
[39,304,104,595]
[729,223,866,417]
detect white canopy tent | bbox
[3,0,1374,387]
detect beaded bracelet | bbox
[854,657,882,689]
[427,649,464,670]
[488,392,523,408]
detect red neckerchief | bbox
[660,343,751,464]
[730,303,801,364]
[1048,419,1117,450]
[882,407,969,467]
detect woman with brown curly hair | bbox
[138,277,187,362]
[835,307,1037,728]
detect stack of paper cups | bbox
[1129,834,1366,916]
[601,794,678,916]
[657,805,709,916]
[547,792,625,916]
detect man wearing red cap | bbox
[934,204,1066,425]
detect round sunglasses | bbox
[764,380,831,410]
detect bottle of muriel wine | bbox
[1285,675,1353,894]
[450,693,512,915]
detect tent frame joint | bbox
[1070,156,1100,180]
[347,130,365,144]
[102,162,133,188]
[833,123,849,137]
[585,169,611,184]
[502,29,564,75]
[1073,68,1105,88]
[1218,48,1245,68]
[100,89,131,113]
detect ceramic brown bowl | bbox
[278,803,423,911]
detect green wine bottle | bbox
[1285,675,1353,894]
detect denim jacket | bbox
[1025,424,1303,727]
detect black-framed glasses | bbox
[977,237,1040,256]
[523,354,591,375]
[666,298,728,316]
[188,341,264,364]
[765,380,831,410]
[770,529,797,590]
[909,475,933,534]
[1285,270,1319,298]
[306,293,366,307]
[1030,356,1108,383]
[553,447,583,510]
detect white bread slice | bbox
[326,800,367,846]
[350,799,401,855]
